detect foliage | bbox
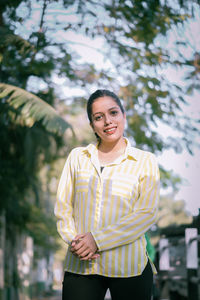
[60,0,200,188]
[157,194,192,228]
[26,205,59,250]
[0,83,72,135]
[0,100,64,237]
[159,166,182,191]
[1,0,199,156]
[84,0,200,154]
[0,0,74,252]
[149,193,193,246]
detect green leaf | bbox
[0,83,73,135]
[0,26,34,55]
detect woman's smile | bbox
[104,126,117,134]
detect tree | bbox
[0,83,72,135]
[76,0,200,154]
[0,0,200,297]
[1,0,199,157]
[0,84,73,298]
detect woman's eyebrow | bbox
[109,106,119,111]
[92,112,103,116]
[93,106,119,116]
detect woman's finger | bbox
[77,248,90,258]
[80,252,94,261]
[80,252,100,261]
[73,243,89,256]
[91,253,100,259]
[71,240,85,252]
[73,234,85,242]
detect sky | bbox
[16,1,200,215]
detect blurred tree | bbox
[157,194,193,228]
[1,0,199,156]
[49,0,199,153]
[0,86,72,297]
[149,193,193,247]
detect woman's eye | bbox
[95,115,102,121]
[110,110,118,116]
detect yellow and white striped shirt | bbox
[55,138,160,277]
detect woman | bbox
[55,89,160,300]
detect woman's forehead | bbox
[92,96,118,111]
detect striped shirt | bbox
[55,138,160,277]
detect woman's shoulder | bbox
[126,138,157,161]
[69,146,88,157]
[129,145,157,161]
[69,143,95,157]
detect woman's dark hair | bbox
[87,89,125,124]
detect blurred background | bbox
[0,0,200,299]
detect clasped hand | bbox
[70,232,100,261]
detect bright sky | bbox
[16,1,200,215]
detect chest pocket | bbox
[111,173,139,200]
[75,169,91,193]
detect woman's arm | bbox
[55,150,100,261]
[54,151,77,245]
[91,153,160,251]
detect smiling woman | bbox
[54,89,160,300]
[89,93,126,164]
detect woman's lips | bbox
[104,127,117,134]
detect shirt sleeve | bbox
[54,150,77,245]
[91,153,160,251]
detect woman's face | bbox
[91,96,126,144]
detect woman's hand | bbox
[70,232,99,261]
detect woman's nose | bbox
[104,114,112,125]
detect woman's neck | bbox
[98,137,126,152]
[98,138,126,165]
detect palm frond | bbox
[0,83,73,135]
[0,27,34,54]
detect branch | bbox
[39,0,48,31]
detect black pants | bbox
[62,260,153,300]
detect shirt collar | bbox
[84,142,98,157]
[124,138,139,161]
[84,137,138,161]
